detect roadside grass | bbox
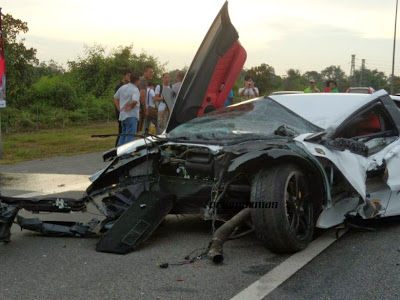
[0,122,119,164]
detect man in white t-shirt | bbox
[154,73,172,134]
[144,83,157,133]
[238,75,259,101]
[114,74,141,146]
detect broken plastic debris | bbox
[159,263,169,268]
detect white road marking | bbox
[231,229,347,300]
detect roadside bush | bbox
[86,94,114,122]
[68,109,89,124]
[1,94,115,132]
[30,75,78,109]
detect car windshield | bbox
[168,97,322,143]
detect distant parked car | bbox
[346,87,375,94]
[270,91,304,95]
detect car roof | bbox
[269,89,387,129]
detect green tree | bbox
[383,75,400,94]
[321,65,346,81]
[67,44,110,98]
[351,69,388,90]
[321,65,347,91]
[30,75,76,109]
[67,44,164,99]
[33,60,65,78]
[283,69,306,91]
[2,13,39,106]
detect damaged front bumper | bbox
[0,193,89,243]
[0,202,19,242]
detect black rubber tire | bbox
[251,164,314,253]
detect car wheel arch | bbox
[228,150,327,209]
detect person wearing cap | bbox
[304,78,320,93]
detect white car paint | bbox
[316,197,360,228]
[270,90,387,129]
[295,133,368,200]
[116,137,223,158]
[116,137,159,157]
[295,133,400,227]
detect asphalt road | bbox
[1,153,400,300]
[0,153,287,300]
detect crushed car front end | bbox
[82,96,328,253]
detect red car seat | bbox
[358,113,381,135]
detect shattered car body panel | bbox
[294,92,400,228]
[295,135,368,200]
[3,2,400,255]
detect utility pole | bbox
[350,54,356,85]
[391,0,399,95]
[0,7,5,159]
[359,59,365,86]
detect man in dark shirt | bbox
[114,70,132,146]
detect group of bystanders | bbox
[113,67,185,146]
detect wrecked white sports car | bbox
[2,2,400,261]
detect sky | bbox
[1,0,399,77]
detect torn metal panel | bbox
[384,191,400,217]
[317,197,359,228]
[378,143,400,191]
[0,195,87,213]
[386,161,400,192]
[296,134,368,200]
[17,216,98,237]
[0,204,19,242]
[357,199,384,219]
[96,190,174,254]
[361,138,400,191]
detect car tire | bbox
[251,164,315,253]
